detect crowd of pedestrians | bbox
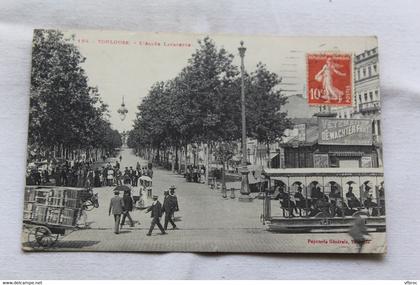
[100,160,153,187]
[26,157,153,189]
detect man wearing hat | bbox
[109,190,125,234]
[163,190,177,230]
[169,185,179,212]
[146,195,166,236]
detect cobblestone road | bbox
[22,148,386,253]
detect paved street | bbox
[22,148,386,253]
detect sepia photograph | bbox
[22,29,385,253]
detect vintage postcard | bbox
[22,30,385,253]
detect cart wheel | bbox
[28,226,58,248]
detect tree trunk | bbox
[184,144,188,174]
[156,147,160,164]
[175,145,179,172]
[205,142,210,184]
[222,161,227,198]
[171,146,175,172]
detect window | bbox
[368,66,372,77]
[363,68,366,77]
[375,90,379,99]
[373,64,377,73]
[364,93,368,101]
[357,69,360,80]
[359,94,362,102]
[369,92,373,101]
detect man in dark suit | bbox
[163,190,177,230]
[108,190,125,234]
[121,189,134,228]
[169,185,179,212]
[146,195,166,236]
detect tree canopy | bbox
[29,30,121,159]
[128,37,291,164]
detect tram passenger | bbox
[316,195,330,216]
[329,183,341,199]
[363,186,378,216]
[311,186,323,203]
[294,186,308,216]
[329,199,345,217]
[345,186,361,209]
[276,186,297,217]
[378,184,385,215]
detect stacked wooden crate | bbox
[23,187,82,227]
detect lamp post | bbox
[117,96,128,121]
[238,41,252,202]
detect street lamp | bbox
[238,41,252,202]
[117,96,128,121]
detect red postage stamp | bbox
[307,53,352,106]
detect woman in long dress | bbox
[315,57,346,102]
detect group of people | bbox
[185,165,205,183]
[101,160,153,187]
[108,185,180,236]
[27,159,97,188]
[26,156,154,190]
[274,183,385,218]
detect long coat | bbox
[147,201,162,218]
[163,195,176,214]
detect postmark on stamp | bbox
[307,53,352,106]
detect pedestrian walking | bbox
[146,195,166,236]
[133,169,140,186]
[163,190,177,230]
[121,190,135,228]
[109,190,125,234]
[169,185,179,212]
[349,215,370,253]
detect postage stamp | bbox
[307,53,353,106]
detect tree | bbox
[128,38,291,173]
[246,63,292,167]
[29,29,120,161]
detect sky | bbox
[62,30,377,131]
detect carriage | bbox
[260,168,386,233]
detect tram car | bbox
[260,168,386,233]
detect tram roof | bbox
[263,167,384,177]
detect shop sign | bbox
[319,118,372,145]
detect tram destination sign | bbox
[318,118,372,145]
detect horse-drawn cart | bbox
[23,186,98,248]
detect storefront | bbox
[281,117,380,169]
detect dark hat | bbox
[152,195,158,199]
[114,190,119,195]
[169,185,176,189]
[164,190,169,194]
